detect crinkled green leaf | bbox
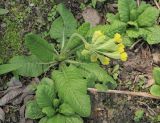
[50,4,77,41]
[146,26,160,44]
[87,25,108,38]
[0,64,21,75]
[25,33,55,62]
[106,13,120,23]
[137,7,159,27]
[47,114,83,123]
[79,63,117,88]
[127,21,138,28]
[9,55,49,77]
[130,9,138,21]
[42,107,56,117]
[127,28,144,38]
[25,100,44,119]
[105,20,127,37]
[137,1,151,15]
[40,78,55,87]
[150,85,160,97]
[64,23,90,52]
[53,99,60,108]
[122,36,134,47]
[153,67,160,85]
[36,83,55,108]
[95,84,108,91]
[52,65,91,117]
[59,103,75,116]
[118,0,136,22]
[39,117,48,123]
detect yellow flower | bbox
[120,52,128,61]
[94,35,106,44]
[117,43,125,53]
[114,33,122,43]
[84,43,90,50]
[90,54,98,62]
[99,56,110,65]
[92,31,104,42]
[118,43,125,49]
[81,49,90,56]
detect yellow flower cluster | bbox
[81,31,128,65]
[114,33,128,61]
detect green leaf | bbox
[137,7,159,27]
[150,85,160,97]
[95,84,108,91]
[40,78,55,87]
[59,103,75,116]
[153,67,160,85]
[105,20,127,37]
[79,63,117,88]
[49,17,64,40]
[64,23,90,52]
[25,33,55,62]
[137,1,151,15]
[53,99,60,108]
[42,107,56,117]
[0,8,9,15]
[130,9,138,21]
[50,4,77,41]
[47,114,83,123]
[134,109,144,122]
[9,55,49,77]
[126,28,149,39]
[25,100,44,119]
[118,0,136,22]
[36,83,55,108]
[126,29,142,38]
[52,65,91,117]
[39,117,48,123]
[122,36,134,46]
[146,26,160,44]
[0,64,21,75]
[106,13,120,23]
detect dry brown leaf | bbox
[0,88,23,106]
[0,107,5,122]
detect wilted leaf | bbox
[0,108,5,122]
[0,88,23,106]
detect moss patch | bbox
[0,20,22,62]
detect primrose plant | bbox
[150,67,160,97]
[105,0,160,46]
[0,4,128,123]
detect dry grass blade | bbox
[88,88,160,99]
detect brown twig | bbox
[129,39,142,50]
[154,0,160,9]
[88,88,160,99]
[137,0,141,6]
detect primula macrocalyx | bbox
[85,43,91,50]
[92,31,104,43]
[120,52,128,61]
[81,31,128,65]
[99,56,110,65]
[81,49,90,56]
[114,33,122,43]
[90,54,98,62]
